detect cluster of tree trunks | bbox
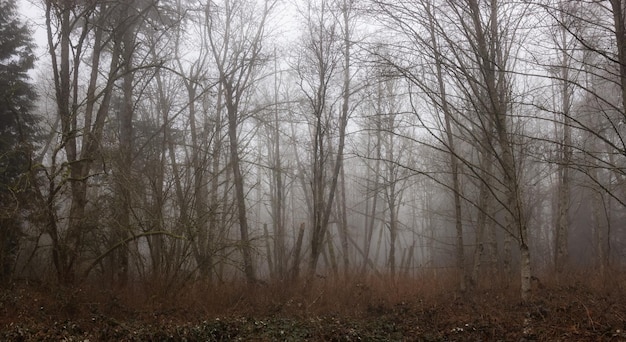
[1,0,624,304]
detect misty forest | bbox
[2,0,626,340]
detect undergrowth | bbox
[0,269,625,341]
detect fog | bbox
[6,0,626,302]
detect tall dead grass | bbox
[11,267,626,322]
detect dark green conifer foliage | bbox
[0,0,38,283]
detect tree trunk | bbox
[554,13,573,275]
[271,58,286,278]
[385,127,398,276]
[205,0,273,284]
[305,0,351,283]
[115,11,135,286]
[471,128,495,285]
[291,222,306,280]
[337,163,350,278]
[427,3,465,291]
[362,96,382,275]
[468,0,531,300]
[226,96,256,284]
[610,0,626,120]
[263,223,274,278]
[520,243,532,301]
[338,0,352,278]
[46,0,121,284]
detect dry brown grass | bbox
[1,269,625,340]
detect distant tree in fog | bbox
[371,0,535,300]
[205,0,277,284]
[292,0,356,283]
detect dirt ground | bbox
[1,274,625,341]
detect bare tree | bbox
[546,2,580,275]
[43,0,124,284]
[205,0,275,283]
[534,0,626,274]
[370,0,535,299]
[424,0,466,291]
[294,0,354,282]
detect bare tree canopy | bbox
[4,0,626,322]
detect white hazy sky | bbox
[16,0,302,69]
[18,0,47,60]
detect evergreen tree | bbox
[0,0,38,283]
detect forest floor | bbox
[1,271,625,341]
